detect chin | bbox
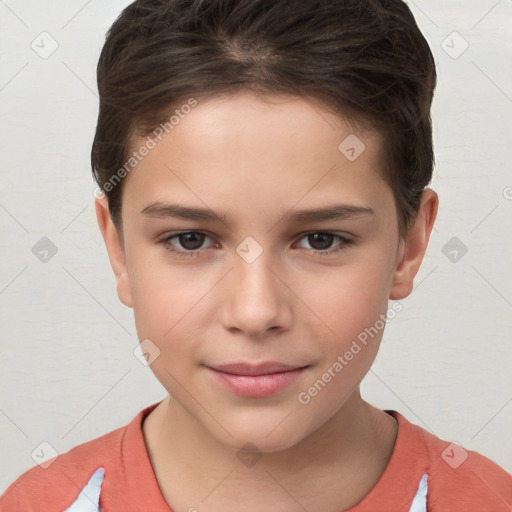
[231,431,305,455]
[211,413,310,454]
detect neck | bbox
[143,390,397,512]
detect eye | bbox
[295,232,353,256]
[159,230,354,259]
[160,231,217,257]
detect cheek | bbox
[130,274,200,391]
[128,254,222,377]
[129,246,209,329]
[296,256,394,402]
[303,257,393,337]
[295,265,391,417]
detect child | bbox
[1,0,511,510]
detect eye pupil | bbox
[309,233,334,250]
[179,232,204,250]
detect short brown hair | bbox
[91,0,437,237]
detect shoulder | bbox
[0,402,159,512]
[0,425,123,512]
[391,411,512,509]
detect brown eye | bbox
[160,231,217,257]
[295,232,353,256]
[306,233,335,251]
[175,232,206,251]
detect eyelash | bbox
[159,231,354,259]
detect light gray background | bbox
[1,0,511,493]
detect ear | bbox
[390,188,438,300]
[95,196,133,308]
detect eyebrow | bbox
[140,201,374,224]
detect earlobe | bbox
[389,189,438,300]
[95,196,134,308]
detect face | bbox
[97,91,437,453]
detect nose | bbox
[220,250,293,339]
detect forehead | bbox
[122,91,389,222]
[163,91,372,156]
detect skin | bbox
[96,91,438,512]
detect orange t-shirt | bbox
[1,400,511,511]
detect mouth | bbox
[205,362,310,398]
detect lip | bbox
[205,362,309,398]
